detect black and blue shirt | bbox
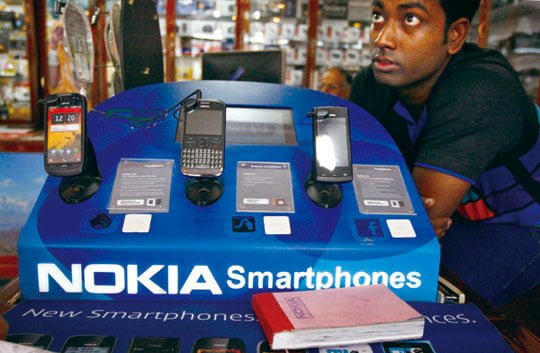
[350,43,540,226]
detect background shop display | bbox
[0,0,538,127]
[0,1,29,123]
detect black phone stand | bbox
[184,177,224,207]
[59,138,101,204]
[305,173,343,209]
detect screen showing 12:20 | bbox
[47,107,83,164]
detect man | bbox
[0,315,7,339]
[319,67,352,100]
[349,0,539,305]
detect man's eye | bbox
[404,14,420,26]
[372,12,384,23]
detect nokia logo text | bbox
[37,263,222,295]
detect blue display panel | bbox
[18,81,439,302]
[3,300,513,353]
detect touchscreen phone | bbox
[44,93,87,176]
[60,335,116,353]
[192,338,245,353]
[381,340,437,353]
[257,341,306,353]
[311,106,352,182]
[128,337,180,353]
[6,334,53,349]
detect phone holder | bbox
[305,173,343,209]
[59,138,102,204]
[184,176,224,207]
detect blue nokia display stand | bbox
[18,81,440,303]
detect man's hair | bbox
[439,0,481,28]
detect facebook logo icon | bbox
[355,219,384,237]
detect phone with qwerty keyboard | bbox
[181,99,226,177]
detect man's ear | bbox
[447,18,470,55]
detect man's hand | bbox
[422,197,452,238]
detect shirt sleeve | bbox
[416,67,524,183]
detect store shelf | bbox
[163,0,371,86]
[488,4,540,44]
[0,5,30,124]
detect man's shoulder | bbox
[431,43,526,108]
[444,43,516,81]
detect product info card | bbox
[236,161,295,213]
[108,159,173,213]
[353,164,415,215]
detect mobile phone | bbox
[257,341,306,353]
[44,93,87,176]
[192,338,245,353]
[181,99,226,178]
[311,106,352,182]
[60,335,116,353]
[6,334,53,349]
[128,337,180,353]
[381,340,437,353]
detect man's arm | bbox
[412,166,471,238]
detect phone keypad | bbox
[182,148,223,170]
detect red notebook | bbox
[252,284,424,350]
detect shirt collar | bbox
[393,99,428,146]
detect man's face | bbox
[319,69,350,99]
[370,0,450,90]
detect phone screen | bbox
[197,350,241,353]
[315,116,350,170]
[46,105,83,165]
[185,109,223,136]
